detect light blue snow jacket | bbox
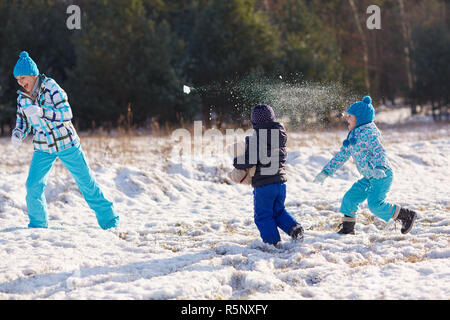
[13,74,80,154]
[322,122,391,179]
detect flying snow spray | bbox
[214,74,359,129]
[183,75,359,129]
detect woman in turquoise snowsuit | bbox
[11,51,119,230]
[313,96,417,235]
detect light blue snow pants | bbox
[339,169,398,222]
[25,145,119,229]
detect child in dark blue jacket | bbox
[233,104,303,245]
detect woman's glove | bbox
[372,167,387,179]
[313,171,328,184]
[11,130,23,147]
[23,105,43,118]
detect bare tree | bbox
[348,0,371,93]
[398,0,418,113]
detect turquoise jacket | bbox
[322,122,391,179]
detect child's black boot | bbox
[337,215,356,235]
[289,224,304,242]
[395,207,417,234]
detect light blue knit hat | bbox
[346,96,375,127]
[342,96,375,147]
[13,51,39,78]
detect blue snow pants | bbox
[339,169,398,222]
[253,182,298,244]
[25,145,119,229]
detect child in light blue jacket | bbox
[11,51,119,230]
[314,96,417,235]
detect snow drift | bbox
[0,111,449,300]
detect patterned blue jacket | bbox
[322,122,391,179]
[13,74,80,154]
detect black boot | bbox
[337,216,356,235]
[395,208,417,234]
[289,224,304,242]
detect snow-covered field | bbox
[0,110,449,300]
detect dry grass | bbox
[8,117,441,171]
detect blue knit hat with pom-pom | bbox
[343,96,375,147]
[13,51,39,78]
[346,96,375,127]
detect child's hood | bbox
[355,122,380,136]
[343,122,380,147]
[16,74,48,101]
[250,121,287,144]
[252,121,285,131]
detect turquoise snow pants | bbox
[339,169,398,222]
[25,145,119,229]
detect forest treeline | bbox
[0,0,448,133]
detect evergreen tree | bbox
[186,0,281,124]
[0,0,74,133]
[411,23,450,120]
[271,0,342,83]
[67,0,193,129]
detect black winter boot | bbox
[289,224,304,242]
[395,208,417,234]
[337,216,356,235]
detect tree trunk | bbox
[348,0,371,93]
[373,30,382,102]
[398,0,417,114]
[398,0,413,91]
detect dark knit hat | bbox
[251,104,275,125]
